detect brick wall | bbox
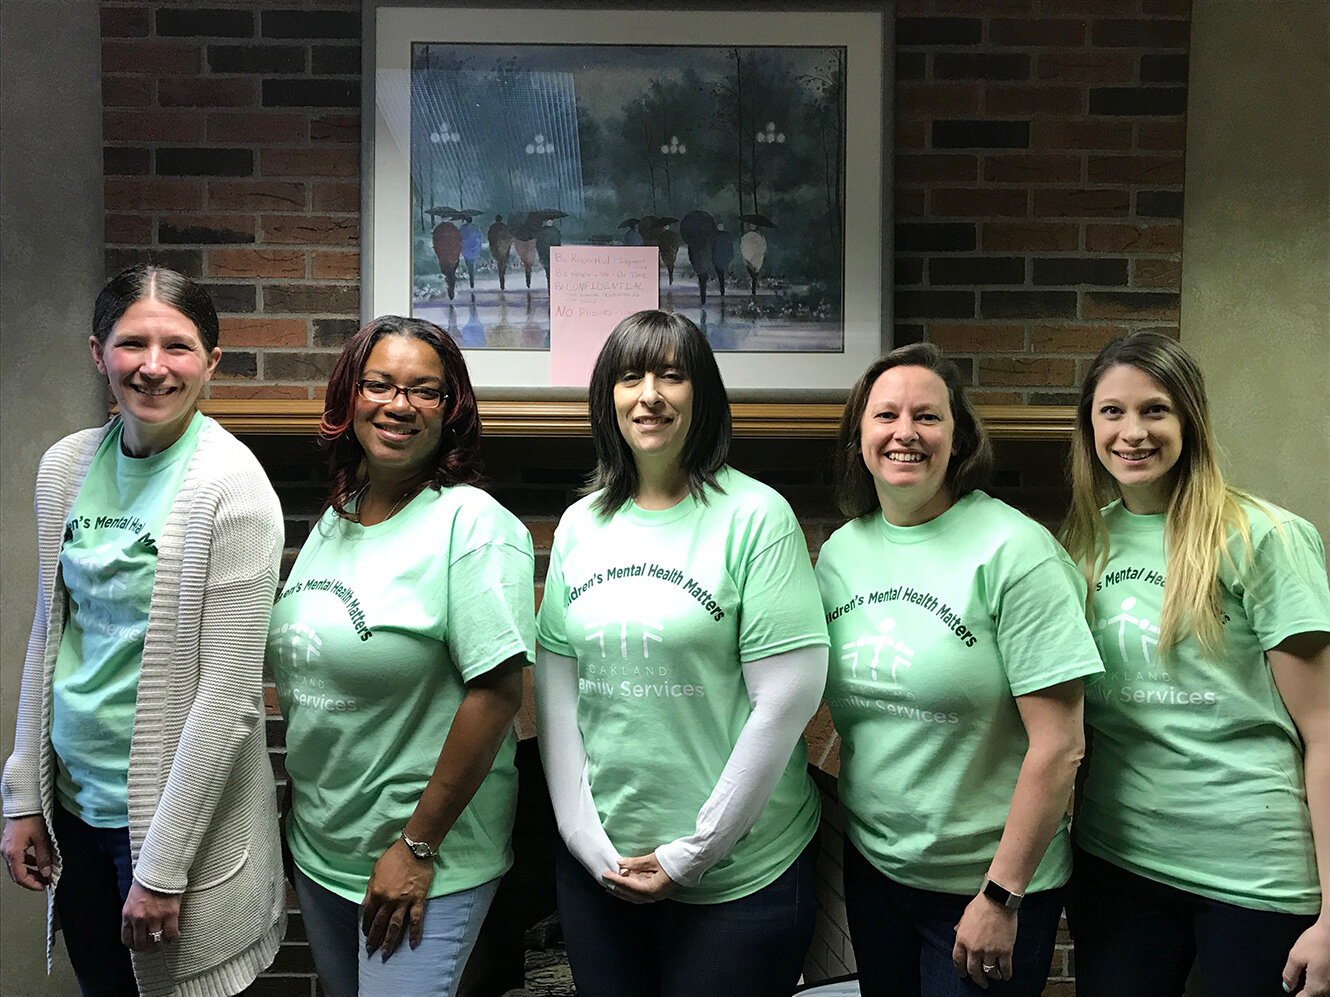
[99,2,1191,993]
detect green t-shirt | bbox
[536,466,829,904]
[1078,499,1330,913]
[52,412,205,827]
[266,485,535,902]
[816,490,1103,894]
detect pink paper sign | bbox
[549,246,659,386]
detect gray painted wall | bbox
[1,1,105,992]
[1182,0,1330,539]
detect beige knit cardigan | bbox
[2,418,287,997]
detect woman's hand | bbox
[121,881,181,950]
[601,852,678,904]
[1,816,53,891]
[952,893,1018,989]
[1283,917,1330,996]
[362,838,435,960]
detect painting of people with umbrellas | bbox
[409,39,848,354]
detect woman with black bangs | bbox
[534,310,829,997]
[266,315,534,997]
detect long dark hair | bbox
[319,315,483,518]
[834,341,993,519]
[93,264,219,350]
[584,310,730,517]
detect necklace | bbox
[358,480,427,525]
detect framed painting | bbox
[365,3,892,395]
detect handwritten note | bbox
[549,246,659,386]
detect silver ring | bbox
[150,930,164,943]
[982,964,998,973]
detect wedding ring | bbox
[150,930,164,943]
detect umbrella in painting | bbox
[740,214,777,298]
[641,216,681,285]
[429,207,462,300]
[619,217,643,247]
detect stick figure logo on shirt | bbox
[583,617,665,659]
[841,616,914,683]
[1095,596,1160,663]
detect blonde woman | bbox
[1061,332,1330,997]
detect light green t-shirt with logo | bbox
[536,466,829,904]
[1078,499,1330,914]
[816,490,1103,895]
[52,412,205,827]
[266,485,535,902]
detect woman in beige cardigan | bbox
[1,265,286,997]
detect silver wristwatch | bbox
[400,829,438,860]
[979,876,1023,910]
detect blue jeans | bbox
[843,838,1065,997]
[51,803,138,997]
[1071,847,1315,997]
[293,864,499,997]
[554,837,818,997]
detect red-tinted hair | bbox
[320,315,484,518]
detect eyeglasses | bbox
[357,379,447,409]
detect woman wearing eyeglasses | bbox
[266,315,534,997]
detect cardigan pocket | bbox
[186,845,249,891]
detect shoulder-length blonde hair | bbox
[1060,332,1261,656]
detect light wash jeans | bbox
[293,864,500,997]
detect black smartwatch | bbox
[979,876,1023,910]
[400,829,439,861]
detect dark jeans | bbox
[1071,846,1316,997]
[51,803,138,997]
[842,838,1065,997]
[555,837,818,997]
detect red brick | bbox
[897,190,927,217]
[101,5,149,37]
[262,214,359,246]
[930,323,1025,352]
[971,390,1025,405]
[1086,223,1182,252]
[1084,291,1179,320]
[102,76,153,107]
[159,77,258,109]
[930,188,1028,217]
[985,85,1081,116]
[159,213,256,242]
[990,18,1086,47]
[310,113,360,144]
[106,214,152,245]
[897,154,979,183]
[264,685,280,715]
[311,182,360,212]
[979,357,1076,386]
[1031,323,1125,352]
[982,221,1079,252]
[103,109,205,143]
[526,521,557,550]
[1088,154,1185,184]
[1034,187,1130,217]
[208,112,305,144]
[984,153,1081,184]
[1034,51,1135,84]
[898,82,983,119]
[312,251,359,279]
[896,118,927,150]
[1137,120,1187,151]
[102,41,200,75]
[208,181,305,211]
[1132,258,1182,287]
[105,178,205,211]
[219,317,307,347]
[262,148,358,178]
[210,384,310,399]
[209,248,306,279]
[1032,118,1133,150]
